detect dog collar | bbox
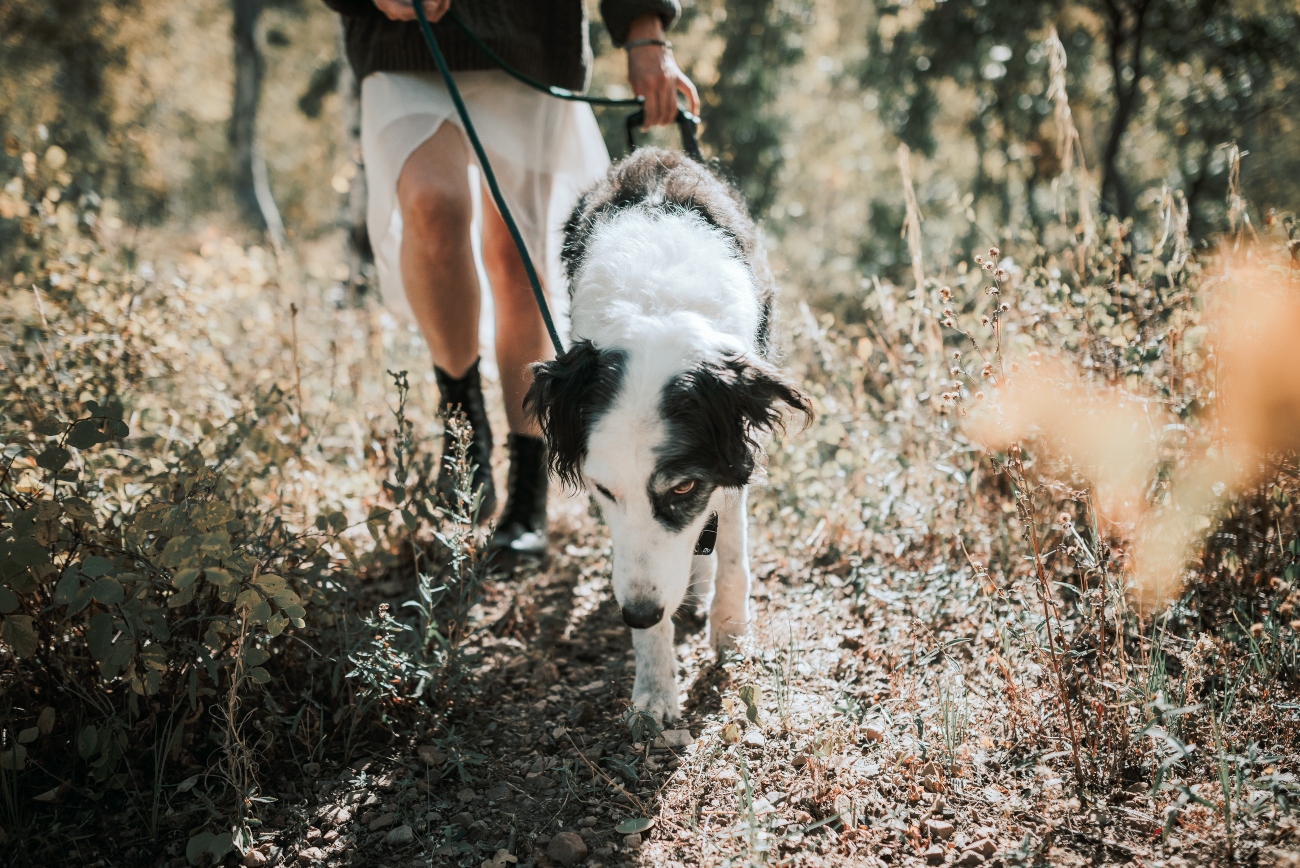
[694,512,719,555]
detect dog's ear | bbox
[661,354,814,488]
[525,340,627,490]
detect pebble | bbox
[955,851,986,867]
[623,833,644,849]
[242,851,268,867]
[967,838,996,857]
[485,785,512,802]
[456,787,477,802]
[384,824,414,846]
[924,843,947,864]
[417,745,444,766]
[579,816,598,827]
[568,701,594,725]
[330,807,351,827]
[661,729,695,748]
[926,819,955,839]
[368,812,397,831]
[863,725,886,742]
[743,729,766,747]
[546,831,588,866]
[451,812,475,828]
[297,848,325,865]
[302,762,321,778]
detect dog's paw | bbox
[709,617,748,656]
[632,685,681,725]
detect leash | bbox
[412,3,704,357]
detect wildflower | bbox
[994,268,1007,280]
[943,318,956,328]
[986,286,999,295]
[974,254,984,265]
[982,363,993,379]
[950,367,961,376]
[1251,622,1265,639]
[1010,362,1020,373]
[952,351,961,360]
[940,286,952,301]
[943,307,954,317]
[983,261,995,272]
[1027,351,1041,363]
[1000,303,1010,312]
[974,390,985,400]
[989,246,1000,258]
[981,315,990,327]
[1057,511,1072,527]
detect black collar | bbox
[693,512,719,555]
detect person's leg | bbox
[397,122,496,518]
[480,185,552,556]
[397,123,479,376]
[479,187,552,434]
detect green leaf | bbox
[159,535,198,568]
[186,831,215,865]
[172,567,200,590]
[9,538,49,568]
[739,684,762,724]
[0,585,18,614]
[67,419,106,449]
[193,502,234,531]
[62,497,95,522]
[53,569,80,605]
[205,567,235,588]
[248,599,272,625]
[36,445,71,472]
[615,817,655,835]
[77,725,98,759]
[244,647,270,667]
[87,612,113,660]
[81,556,112,577]
[37,706,55,735]
[91,577,124,605]
[247,667,271,684]
[34,417,64,436]
[280,603,306,620]
[266,614,289,637]
[0,615,37,657]
[197,531,232,559]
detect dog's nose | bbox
[621,599,665,629]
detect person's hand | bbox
[373,0,449,22]
[625,15,699,129]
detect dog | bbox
[524,148,811,724]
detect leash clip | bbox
[626,108,704,162]
[693,511,719,556]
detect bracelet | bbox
[624,38,671,50]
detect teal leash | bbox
[413,2,566,356]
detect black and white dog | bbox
[525,149,811,724]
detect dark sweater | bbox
[322,0,680,92]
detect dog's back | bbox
[561,149,773,355]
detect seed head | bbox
[989,246,1000,258]
[981,315,990,327]
[981,363,993,379]
[952,351,961,360]
[1250,622,1265,639]
[994,268,1007,280]
[1056,511,1072,527]
[974,254,984,265]
[943,317,956,328]
[940,286,952,301]
[950,367,961,376]
[975,390,985,400]
[943,307,954,317]
[1000,303,1010,312]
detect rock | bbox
[926,819,955,840]
[297,847,326,864]
[579,816,598,827]
[484,785,512,802]
[384,824,415,846]
[417,745,445,766]
[305,827,321,842]
[456,787,477,802]
[450,812,475,828]
[332,807,352,826]
[242,850,268,867]
[878,847,894,862]
[568,702,594,725]
[967,838,996,857]
[662,729,695,748]
[623,833,644,849]
[524,773,554,792]
[863,725,886,742]
[743,729,766,747]
[535,661,560,685]
[368,812,397,831]
[955,851,986,867]
[302,762,321,778]
[923,777,946,793]
[924,843,947,865]
[546,831,588,866]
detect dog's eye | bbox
[671,480,696,495]
[593,483,615,501]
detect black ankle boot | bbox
[434,359,496,523]
[489,434,549,558]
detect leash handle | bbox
[413,3,566,358]
[625,108,704,162]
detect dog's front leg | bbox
[709,486,751,655]
[631,617,680,724]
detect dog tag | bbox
[694,512,718,556]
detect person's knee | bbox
[401,173,472,246]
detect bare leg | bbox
[631,616,680,724]
[396,123,479,378]
[480,186,551,435]
[710,487,751,654]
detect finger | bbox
[428,0,450,21]
[657,82,677,126]
[639,88,660,130]
[678,73,701,117]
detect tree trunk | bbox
[337,19,372,302]
[1099,0,1152,220]
[230,0,269,230]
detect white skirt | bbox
[360,69,610,335]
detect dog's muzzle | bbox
[621,599,665,629]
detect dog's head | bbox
[526,339,811,628]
